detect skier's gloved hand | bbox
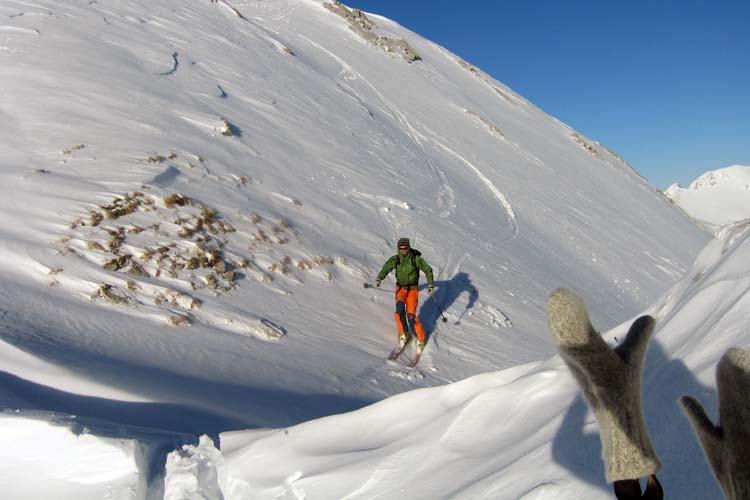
[547,288,660,482]
[681,348,750,499]
[375,279,381,288]
[427,285,435,296]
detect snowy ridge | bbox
[664,165,750,231]
[0,0,714,498]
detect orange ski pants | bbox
[393,286,425,342]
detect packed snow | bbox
[664,165,750,231]
[0,412,139,500]
[0,0,734,498]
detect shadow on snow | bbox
[419,271,478,342]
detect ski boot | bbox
[398,332,410,347]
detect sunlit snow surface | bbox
[0,0,723,498]
[665,165,750,231]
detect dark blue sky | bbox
[347,0,749,189]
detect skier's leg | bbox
[406,289,426,342]
[394,302,408,334]
[394,287,409,337]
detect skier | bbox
[376,237,435,352]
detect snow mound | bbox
[0,412,139,500]
[164,435,226,500]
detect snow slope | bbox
[212,220,750,500]
[665,165,750,231]
[0,0,714,497]
[7,217,748,499]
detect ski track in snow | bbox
[462,109,545,167]
[300,32,517,246]
[299,35,458,220]
[348,189,413,211]
[420,126,519,244]
[0,25,40,37]
[0,25,40,53]
[214,0,301,57]
[501,136,545,168]
[298,35,421,241]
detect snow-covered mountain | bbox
[665,165,750,231]
[0,0,718,498]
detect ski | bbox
[407,348,423,368]
[388,342,408,361]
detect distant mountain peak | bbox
[687,164,750,191]
[664,165,750,230]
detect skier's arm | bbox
[376,256,397,282]
[418,257,434,285]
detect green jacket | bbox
[377,249,434,288]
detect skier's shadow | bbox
[418,271,478,342]
[551,339,722,498]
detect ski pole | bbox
[431,293,448,323]
[363,282,394,292]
